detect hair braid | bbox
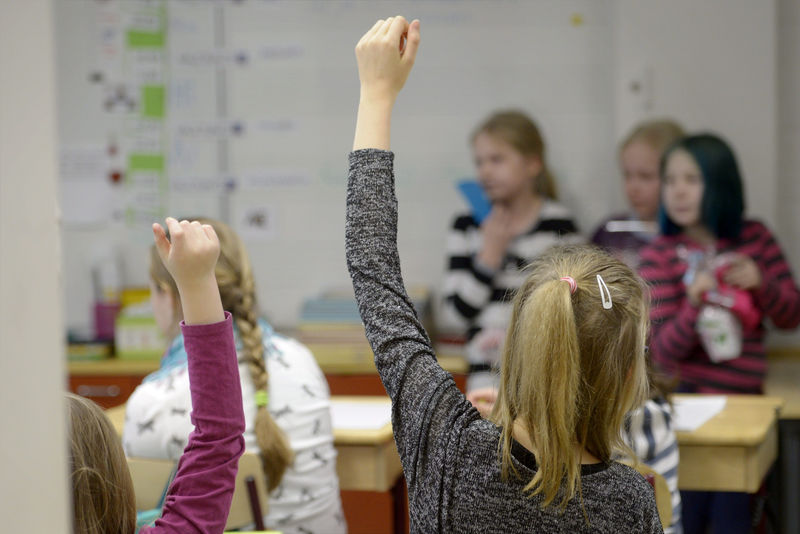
[227,235,293,492]
[150,217,295,491]
[201,218,294,492]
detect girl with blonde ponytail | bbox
[348,18,660,532]
[493,245,650,509]
[125,217,345,534]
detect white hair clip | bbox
[597,274,612,310]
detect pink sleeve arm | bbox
[142,312,245,533]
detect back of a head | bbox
[472,109,558,200]
[67,393,136,534]
[149,217,293,491]
[493,245,649,508]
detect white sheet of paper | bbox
[60,145,115,226]
[672,395,727,432]
[331,401,392,431]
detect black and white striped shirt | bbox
[439,204,582,376]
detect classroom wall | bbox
[773,0,800,346]
[778,0,800,273]
[56,0,620,331]
[613,0,778,227]
[56,1,797,343]
[0,0,70,530]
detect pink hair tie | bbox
[560,276,577,294]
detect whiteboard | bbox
[54,0,624,332]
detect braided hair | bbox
[149,217,293,491]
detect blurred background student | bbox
[592,119,684,269]
[439,110,582,392]
[640,133,800,534]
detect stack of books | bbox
[297,287,431,372]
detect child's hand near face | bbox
[687,270,716,307]
[152,217,224,325]
[478,206,515,270]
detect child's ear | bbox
[526,155,543,180]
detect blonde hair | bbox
[492,245,649,509]
[620,119,684,155]
[149,217,293,491]
[67,393,136,534]
[471,110,558,200]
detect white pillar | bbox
[0,0,70,531]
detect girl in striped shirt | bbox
[439,111,581,391]
[639,133,800,534]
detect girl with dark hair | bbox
[639,133,800,534]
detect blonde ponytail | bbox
[498,279,582,507]
[493,245,649,510]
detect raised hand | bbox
[153,217,224,325]
[356,16,420,104]
[352,16,420,151]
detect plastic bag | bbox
[696,303,743,363]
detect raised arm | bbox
[352,17,420,150]
[346,18,480,493]
[143,218,245,534]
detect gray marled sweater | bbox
[346,149,663,534]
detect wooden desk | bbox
[107,396,402,494]
[331,396,402,492]
[320,354,468,396]
[107,396,406,534]
[69,359,159,408]
[765,348,800,533]
[765,348,800,419]
[674,394,783,493]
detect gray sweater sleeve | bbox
[345,149,479,490]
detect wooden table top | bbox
[330,396,394,445]
[672,394,783,446]
[72,353,468,376]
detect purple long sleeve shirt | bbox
[141,312,246,533]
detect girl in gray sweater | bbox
[347,17,663,533]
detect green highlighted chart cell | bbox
[127,30,165,48]
[141,85,165,118]
[128,153,165,173]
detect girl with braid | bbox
[124,217,346,534]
